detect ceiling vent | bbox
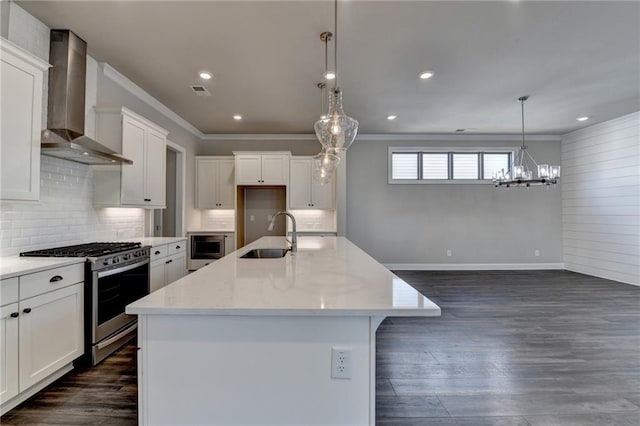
[190,85,211,96]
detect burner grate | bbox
[20,242,142,257]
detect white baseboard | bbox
[384,263,565,271]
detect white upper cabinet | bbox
[0,39,50,201]
[196,157,235,209]
[94,107,168,208]
[234,152,290,185]
[289,157,335,209]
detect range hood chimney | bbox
[41,30,132,165]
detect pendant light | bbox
[493,96,561,188]
[314,0,358,153]
[311,32,340,185]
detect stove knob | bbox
[123,254,130,261]
[113,256,120,263]
[102,259,109,266]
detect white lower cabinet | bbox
[0,303,19,404]
[0,264,84,414]
[149,240,187,292]
[18,283,83,391]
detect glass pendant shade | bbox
[312,150,340,185]
[314,89,358,152]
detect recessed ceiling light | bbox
[82,152,89,155]
[576,116,590,122]
[199,71,213,80]
[419,70,434,80]
[233,115,243,121]
[324,71,336,80]
[387,115,397,120]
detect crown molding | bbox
[201,133,562,142]
[201,133,317,141]
[100,62,204,138]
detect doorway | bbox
[154,141,185,237]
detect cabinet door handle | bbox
[49,275,63,283]
[166,259,173,264]
[144,198,151,202]
[10,312,19,318]
[23,308,32,314]
[176,245,181,249]
[155,250,161,255]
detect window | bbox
[483,153,511,180]
[391,153,418,180]
[422,153,448,179]
[452,153,479,179]
[389,148,513,184]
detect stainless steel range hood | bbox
[41,30,132,165]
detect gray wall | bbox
[346,138,563,265]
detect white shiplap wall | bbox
[561,112,640,286]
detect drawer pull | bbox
[10,312,19,318]
[23,308,32,314]
[176,245,181,249]
[49,275,63,283]
[155,250,161,255]
[166,259,173,264]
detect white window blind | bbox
[452,153,478,179]
[391,153,418,179]
[483,153,511,179]
[422,153,449,179]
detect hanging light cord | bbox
[517,96,539,170]
[334,0,338,90]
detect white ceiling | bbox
[17,1,640,135]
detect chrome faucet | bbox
[268,211,297,253]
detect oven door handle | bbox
[96,323,138,350]
[97,260,149,279]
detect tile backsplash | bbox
[201,209,235,231]
[0,156,144,257]
[289,209,336,232]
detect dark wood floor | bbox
[2,270,638,425]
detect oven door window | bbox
[192,238,224,259]
[97,262,149,327]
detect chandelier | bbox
[493,96,561,188]
[314,0,358,153]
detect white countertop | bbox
[0,256,85,280]
[124,237,187,247]
[126,236,440,317]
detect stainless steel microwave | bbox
[188,233,225,270]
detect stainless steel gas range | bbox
[20,242,150,365]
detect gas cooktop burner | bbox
[20,242,142,258]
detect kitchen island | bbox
[127,236,440,425]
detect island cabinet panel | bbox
[195,157,235,209]
[0,40,49,201]
[289,157,335,209]
[139,315,374,426]
[234,152,290,185]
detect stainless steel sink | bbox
[240,248,289,259]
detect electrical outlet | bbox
[534,249,540,257]
[331,347,352,379]
[446,249,452,257]
[249,215,255,222]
